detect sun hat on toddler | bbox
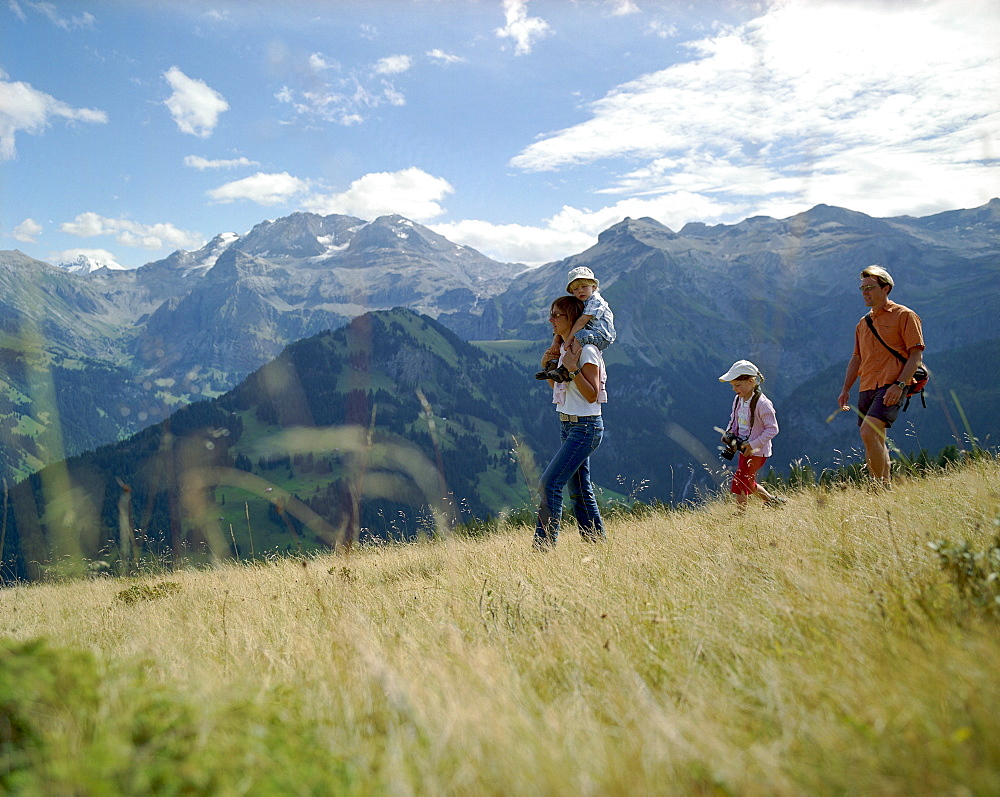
[719,360,762,382]
[566,266,599,292]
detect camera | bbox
[719,431,747,461]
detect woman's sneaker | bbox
[764,496,787,509]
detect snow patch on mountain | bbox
[183,233,240,275]
[57,254,127,273]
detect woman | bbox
[534,295,608,550]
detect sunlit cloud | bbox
[184,155,259,170]
[61,212,203,250]
[49,248,122,267]
[207,172,310,205]
[163,66,229,138]
[12,217,43,243]
[275,48,410,126]
[426,49,465,65]
[609,0,640,16]
[646,20,679,38]
[0,77,107,159]
[373,55,412,75]
[302,168,453,222]
[510,0,1000,218]
[496,0,552,56]
[430,218,591,267]
[308,52,338,72]
[18,1,95,29]
[432,191,731,266]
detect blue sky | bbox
[2,0,997,269]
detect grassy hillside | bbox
[2,458,998,794]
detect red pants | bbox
[731,454,767,496]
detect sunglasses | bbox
[859,284,885,293]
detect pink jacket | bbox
[726,392,778,458]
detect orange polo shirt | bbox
[853,300,924,391]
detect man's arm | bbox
[883,348,923,407]
[896,348,923,384]
[838,354,861,408]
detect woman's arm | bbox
[573,362,600,403]
[541,333,563,366]
[561,339,600,403]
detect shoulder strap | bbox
[731,391,761,436]
[864,314,907,364]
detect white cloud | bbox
[431,218,593,266]
[373,55,412,75]
[207,172,310,205]
[496,0,552,56]
[60,212,203,250]
[12,217,43,242]
[276,50,409,126]
[0,78,107,159]
[302,168,453,222]
[184,155,259,170]
[609,0,640,16]
[427,49,465,65]
[510,0,1000,218]
[50,248,120,265]
[431,192,731,266]
[646,20,678,39]
[309,52,338,72]
[163,66,229,138]
[21,1,95,29]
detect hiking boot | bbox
[764,496,787,509]
[534,359,559,380]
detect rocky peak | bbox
[597,216,678,247]
[236,212,364,259]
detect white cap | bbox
[566,266,598,292]
[719,359,761,381]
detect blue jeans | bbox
[575,331,611,351]
[534,416,606,548]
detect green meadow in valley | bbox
[2,458,998,794]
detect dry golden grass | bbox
[3,458,999,794]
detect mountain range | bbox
[1,199,998,579]
[0,213,521,482]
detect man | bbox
[837,265,924,485]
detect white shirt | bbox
[553,344,604,416]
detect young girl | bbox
[718,360,786,511]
